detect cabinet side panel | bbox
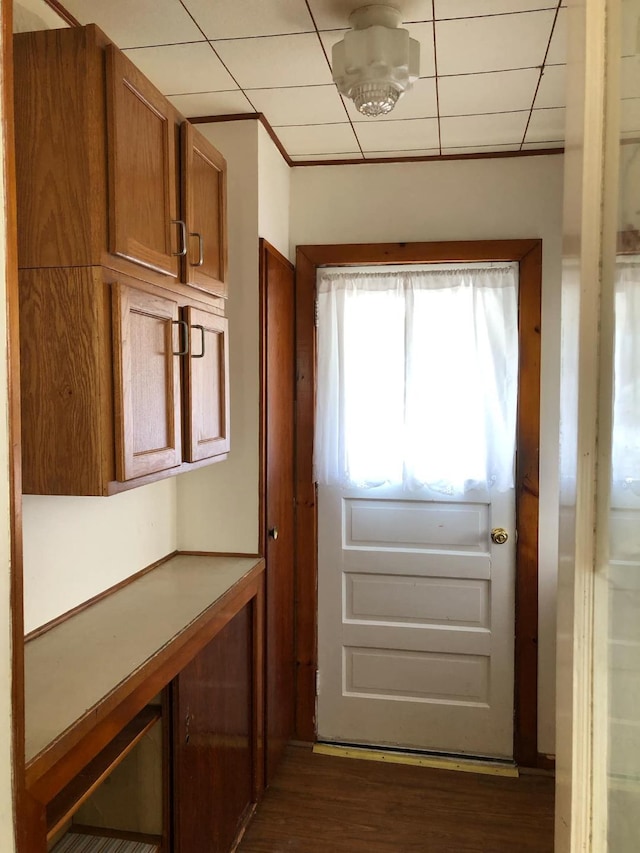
[14,27,107,269]
[19,267,106,495]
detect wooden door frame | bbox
[294,239,543,768]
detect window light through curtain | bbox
[314,264,519,496]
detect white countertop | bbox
[25,554,262,764]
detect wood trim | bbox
[41,0,81,27]
[292,148,565,167]
[26,561,265,804]
[537,753,556,772]
[514,241,542,767]
[251,574,265,802]
[177,550,261,558]
[189,113,293,168]
[2,0,27,848]
[294,239,542,766]
[24,553,178,642]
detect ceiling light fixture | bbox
[332,4,420,118]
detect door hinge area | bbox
[315,669,320,695]
[314,296,319,328]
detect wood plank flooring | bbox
[238,745,554,853]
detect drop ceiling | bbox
[15,0,571,165]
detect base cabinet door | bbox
[172,606,254,853]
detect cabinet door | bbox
[183,306,230,462]
[106,45,180,279]
[173,606,254,853]
[112,284,182,481]
[181,122,228,297]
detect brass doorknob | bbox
[268,527,279,540]
[491,528,509,545]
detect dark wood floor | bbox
[238,745,554,853]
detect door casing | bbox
[294,239,543,768]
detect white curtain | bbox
[314,265,519,496]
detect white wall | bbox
[258,123,292,261]
[177,121,261,553]
[291,154,564,755]
[23,482,177,632]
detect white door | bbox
[315,263,519,759]
[317,483,516,758]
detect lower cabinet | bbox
[172,605,257,852]
[19,267,229,495]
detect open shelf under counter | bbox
[25,553,264,805]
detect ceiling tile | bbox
[363,148,440,159]
[124,42,237,94]
[290,152,364,162]
[167,90,254,117]
[59,0,203,48]
[248,85,346,126]
[276,123,360,155]
[342,77,437,122]
[522,140,564,150]
[442,143,521,154]
[439,68,539,117]
[436,10,555,75]
[355,118,440,152]
[182,0,314,39]
[308,1,432,30]
[214,33,332,88]
[319,22,436,79]
[524,107,566,143]
[441,111,529,147]
[434,1,557,18]
[545,7,567,66]
[534,64,566,109]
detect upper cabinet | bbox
[182,122,228,298]
[106,46,180,280]
[14,24,228,298]
[14,24,231,495]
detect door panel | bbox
[318,484,515,758]
[106,46,179,278]
[181,122,227,297]
[112,283,182,481]
[261,241,296,784]
[183,306,230,462]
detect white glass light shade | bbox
[332,5,420,117]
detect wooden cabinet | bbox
[14,25,227,294]
[182,122,228,298]
[106,45,180,280]
[113,285,183,481]
[172,604,257,853]
[14,24,231,495]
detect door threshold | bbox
[313,742,519,778]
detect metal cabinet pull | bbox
[172,219,187,257]
[189,232,204,268]
[268,527,279,540]
[191,324,205,359]
[172,320,189,356]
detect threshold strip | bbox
[313,743,519,778]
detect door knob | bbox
[491,528,509,545]
[268,527,279,540]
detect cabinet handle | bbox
[172,219,187,257]
[172,320,189,356]
[191,324,206,359]
[189,232,205,267]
